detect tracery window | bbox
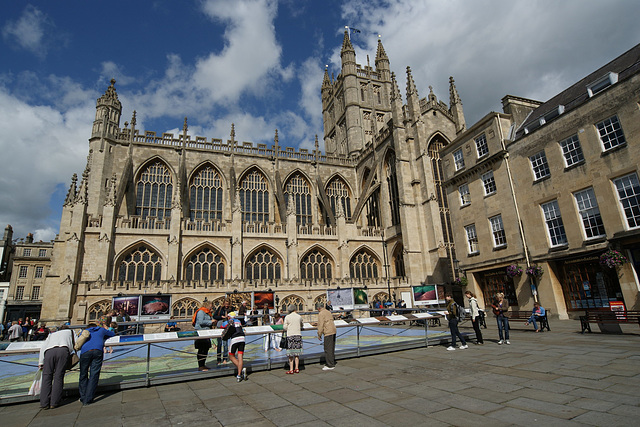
[172,298,199,318]
[326,177,352,221]
[117,245,162,281]
[365,189,381,228]
[386,153,401,226]
[350,249,380,279]
[245,247,282,281]
[284,173,312,225]
[280,294,304,312]
[314,294,327,308]
[136,161,173,220]
[185,247,225,282]
[300,249,333,280]
[189,165,223,222]
[393,245,406,278]
[239,169,269,223]
[88,300,111,321]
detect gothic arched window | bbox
[300,249,333,280]
[386,153,401,226]
[116,245,162,281]
[245,247,282,281]
[239,169,269,223]
[349,249,379,279]
[314,294,327,308]
[326,177,352,221]
[393,244,406,278]
[280,294,305,312]
[172,298,199,317]
[185,247,225,282]
[136,161,173,220]
[365,189,381,228]
[189,165,223,222]
[88,300,111,321]
[284,173,312,225]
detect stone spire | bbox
[97,78,121,107]
[390,72,402,102]
[273,129,280,156]
[75,167,89,205]
[322,65,331,89]
[375,36,390,81]
[64,174,78,206]
[340,29,356,75]
[341,29,355,54]
[405,67,420,121]
[92,79,122,138]
[406,66,418,97]
[449,76,466,133]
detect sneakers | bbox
[459,345,468,349]
[236,375,243,382]
[498,340,503,345]
[505,340,511,345]
[242,367,247,380]
[524,322,529,326]
[446,346,456,351]
[322,366,335,371]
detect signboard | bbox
[610,301,626,320]
[327,288,355,310]
[253,291,275,310]
[412,285,438,306]
[353,288,369,308]
[140,295,171,319]
[112,295,140,320]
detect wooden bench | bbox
[507,310,551,331]
[580,310,640,333]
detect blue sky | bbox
[2,0,640,242]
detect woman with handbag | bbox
[283,305,304,374]
[38,324,75,409]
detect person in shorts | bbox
[226,312,247,382]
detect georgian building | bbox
[443,43,640,318]
[40,32,468,324]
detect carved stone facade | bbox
[41,32,467,323]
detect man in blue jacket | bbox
[78,321,115,405]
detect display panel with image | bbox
[353,288,369,308]
[327,288,355,310]
[412,285,438,306]
[253,291,275,309]
[112,296,140,318]
[140,295,171,317]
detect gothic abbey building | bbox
[40,32,467,323]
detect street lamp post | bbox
[381,230,391,302]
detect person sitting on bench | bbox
[525,302,546,332]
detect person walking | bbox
[38,325,75,409]
[445,293,467,351]
[78,321,115,405]
[492,292,510,344]
[8,321,22,342]
[316,303,337,370]
[224,312,247,382]
[193,300,214,371]
[465,291,484,345]
[213,299,233,364]
[283,305,304,374]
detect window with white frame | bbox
[475,134,489,158]
[614,173,640,229]
[574,188,605,239]
[35,266,44,279]
[39,249,47,257]
[23,248,31,257]
[464,224,479,254]
[453,149,465,171]
[18,265,28,278]
[541,200,568,246]
[31,286,40,300]
[559,134,584,167]
[16,286,24,300]
[481,171,496,195]
[530,151,550,181]
[489,215,507,247]
[596,115,626,151]
[458,184,471,206]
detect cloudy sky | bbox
[1,0,639,242]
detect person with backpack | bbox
[223,311,247,382]
[213,299,233,364]
[445,293,468,351]
[465,290,484,345]
[193,300,214,371]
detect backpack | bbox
[221,322,236,340]
[454,302,466,322]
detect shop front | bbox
[559,255,624,312]
[477,268,518,308]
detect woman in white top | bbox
[283,305,304,374]
[38,325,75,409]
[465,291,484,345]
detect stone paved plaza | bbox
[2,320,639,426]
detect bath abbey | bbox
[10,31,639,324]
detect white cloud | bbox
[99,62,136,87]
[2,5,52,59]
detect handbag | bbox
[279,332,288,350]
[66,351,80,370]
[74,329,90,351]
[28,369,43,396]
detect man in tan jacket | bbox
[316,303,337,370]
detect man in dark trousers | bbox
[316,303,337,370]
[213,299,233,364]
[445,293,467,351]
[79,321,116,405]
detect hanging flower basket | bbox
[526,265,544,278]
[454,277,468,286]
[599,249,627,269]
[506,264,523,278]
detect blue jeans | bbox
[448,318,466,347]
[79,350,104,404]
[496,316,509,340]
[216,339,229,362]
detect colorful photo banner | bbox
[412,285,438,306]
[327,288,355,310]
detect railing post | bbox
[145,343,151,386]
[424,318,429,348]
[356,325,361,357]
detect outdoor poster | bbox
[412,285,438,306]
[112,295,140,319]
[327,288,354,310]
[140,295,171,318]
[253,291,275,309]
[353,288,369,308]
